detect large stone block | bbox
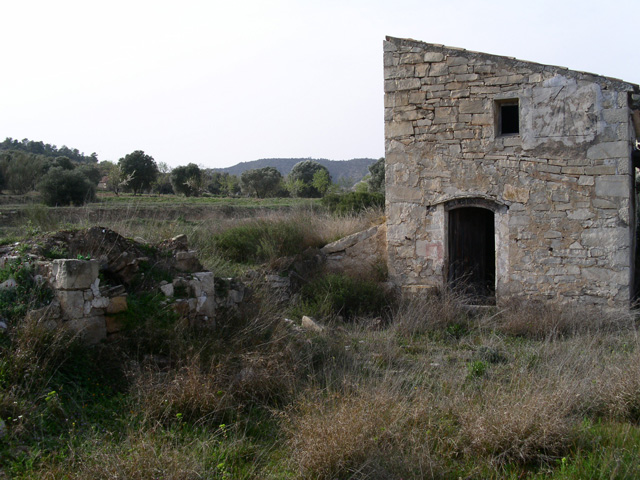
[192,272,215,296]
[65,316,106,344]
[56,290,86,319]
[51,259,99,290]
[595,176,629,198]
[106,296,128,314]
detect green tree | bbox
[287,160,332,198]
[37,167,96,206]
[4,152,46,194]
[240,167,283,198]
[118,150,158,195]
[311,168,331,197]
[77,164,101,185]
[366,157,385,194]
[171,163,203,197]
[54,156,74,170]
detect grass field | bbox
[1,197,640,479]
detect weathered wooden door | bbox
[448,207,495,302]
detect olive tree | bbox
[240,167,283,198]
[287,160,331,198]
[118,150,158,195]
[171,163,203,197]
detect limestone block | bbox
[65,316,106,344]
[196,296,216,317]
[424,52,444,62]
[595,176,629,198]
[106,296,128,314]
[175,251,202,272]
[396,78,421,90]
[578,176,594,186]
[228,289,244,303]
[386,122,414,137]
[581,227,628,248]
[400,52,422,64]
[587,141,628,160]
[503,184,530,203]
[428,63,448,76]
[0,278,17,290]
[91,296,110,309]
[193,272,215,296]
[160,283,174,297]
[57,290,85,319]
[321,226,378,254]
[301,316,324,333]
[51,259,98,290]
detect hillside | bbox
[213,157,377,185]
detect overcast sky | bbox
[1,0,637,168]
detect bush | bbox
[322,191,384,215]
[212,220,308,264]
[37,167,96,206]
[299,273,389,320]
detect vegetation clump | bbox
[37,167,97,206]
[322,190,385,214]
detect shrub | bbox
[322,191,384,215]
[212,219,307,264]
[37,167,96,206]
[299,273,389,320]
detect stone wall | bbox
[384,36,639,307]
[23,257,245,344]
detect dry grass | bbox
[30,430,209,479]
[286,388,440,479]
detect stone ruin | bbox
[383,36,640,308]
[0,227,246,343]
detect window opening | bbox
[497,99,519,135]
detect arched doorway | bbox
[447,206,495,303]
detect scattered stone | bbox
[175,251,203,272]
[160,283,174,297]
[301,315,324,333]
[0,278,17,290]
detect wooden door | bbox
[448,207,495,303]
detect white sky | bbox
[0,0,637,168]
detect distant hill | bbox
[213,158,378,186]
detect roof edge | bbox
[384,36,639,91]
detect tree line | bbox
[0,137,385,207]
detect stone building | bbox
[383,36,640,307]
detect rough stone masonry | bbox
[384,36,640,308]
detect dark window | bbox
[497,100,519,135]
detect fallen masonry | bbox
[0,227,247,343]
